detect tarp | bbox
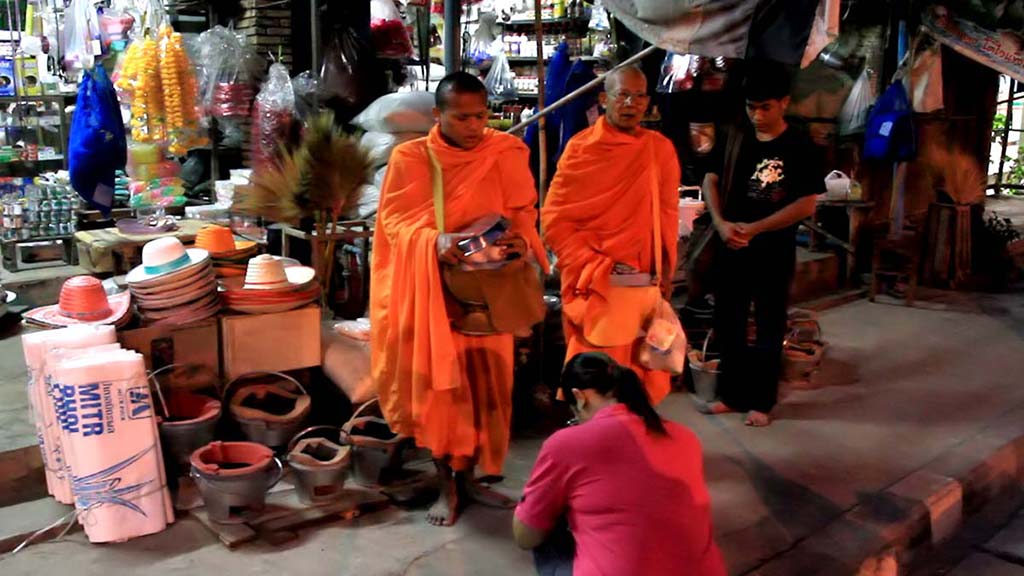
[923,4,1024,82]
[601,0,819,66]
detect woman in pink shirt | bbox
[514,352,726,576]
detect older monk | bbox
[543,66,681,405]
[370,72,548,526]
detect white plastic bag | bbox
[485,51,518,102]
[589,0,611,31]
[360,131,422,167]
[62,0,102,73]
[353,92,436,133]
[837,68,875,136]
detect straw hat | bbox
[242,255,315,290]
[24,276,131,328]
[195,225,257,257]
[127,237,210,285]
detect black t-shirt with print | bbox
[722,127,824,248]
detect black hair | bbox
[435,71,488,110]
[742,59,793,102]
[560,352,667,436]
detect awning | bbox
[923,4,1024,82]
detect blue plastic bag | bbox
[864,81,916,161]
[69,66,127,215]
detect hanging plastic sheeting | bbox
[601,0,819,67]
[837,68,876,136]
[800,0,840,69]
[69,66,127,216]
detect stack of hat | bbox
[219,254,318,314]
[127,237,220,326]
[194,225,258,278]
[24,276,132,329]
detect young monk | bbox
[370,72,549,526]
[543,66,681,405]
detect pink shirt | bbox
[515,404,726,576]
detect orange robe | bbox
[370,126,548,475]
[543,117,681,405]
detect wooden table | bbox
[809,200,875,284]
[74,219,209,274]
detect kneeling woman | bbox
[514,352,726,576]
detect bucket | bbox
[224,372,311,449]
[149,364,222,468]
[781,315,825,383]
[342,399,411,488]
[190,441,283,523]
[688,330,720,402]
[678,199,705,238]
[286,426,353,505]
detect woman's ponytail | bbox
[611,365,667,436]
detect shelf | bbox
[0,155,64,165]
[0,94,76,104]
[502,17,588,26]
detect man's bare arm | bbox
[742,195,817,237]
[704,173,749,249]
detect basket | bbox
[687,330,720,402]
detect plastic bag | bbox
[657,53,698,93]
[319,32,365,106]
[352,92,436,133]
[62,0,102,73]
[485,51,518,103]
[864,81,915,161]
[197,26,260,118]
[589,0,611,31]
[292,71,320,120]
[251,63,296,168]
[838,68,875,136]
[370,0,414,59]
[637,299,688,375]
[69,67,127,215]
[360,131,423,168]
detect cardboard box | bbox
[0,58,14,97]
[118,318,220,375]
[15,56,41,96]
[220,305,321,379]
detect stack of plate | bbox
[219,255,319,314]
[127,238,220,327]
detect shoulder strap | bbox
[649,139,663,285]
[426,143,445,233]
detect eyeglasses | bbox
[610,91,650,105]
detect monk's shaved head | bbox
[436,72,488,111]
[604,66,647,95]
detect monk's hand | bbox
[437,233,473,266]
[495,235,528,260]
[717,221,749,250]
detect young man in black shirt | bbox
[699,61,823,427]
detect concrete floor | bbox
[0,288,1022,575]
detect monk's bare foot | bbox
[460,475,516,510]
[427,461,459,526]
[745,411,771,427]
[695,399,737,415]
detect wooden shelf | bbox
[502,17,588,26]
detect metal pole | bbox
[443,0,461,74]
[534,0,547,203]
[996,80,1016,197]
[506,45,657,134]
[888,19,908,238]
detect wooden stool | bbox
[869,229,921,306]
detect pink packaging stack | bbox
[21,326,118,504]
[52,349,174,542]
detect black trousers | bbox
[712,239,795,413]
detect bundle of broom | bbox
[234,111,372,299]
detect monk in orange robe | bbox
[543,66,681,405]
[370,72,548,526]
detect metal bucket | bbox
[149,365,222,468]
[286,426,353,505]
[190,441,283,524]
[341,399,410,488]
[688,330,720,402]
[781,316,825,383]
[224,372,311,449]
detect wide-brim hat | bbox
[127,237,210,285]
[239,255,316,291]
[23,276,132,328]
[195,225,258,258]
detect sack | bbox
[484,51,518,103]
[360,131,422,168]
[637,299,687,375]
[864,81,916,161]
[353,91,436,133]
[69,67,127,215]
[838,68,875,136]
[562,284,662,347]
